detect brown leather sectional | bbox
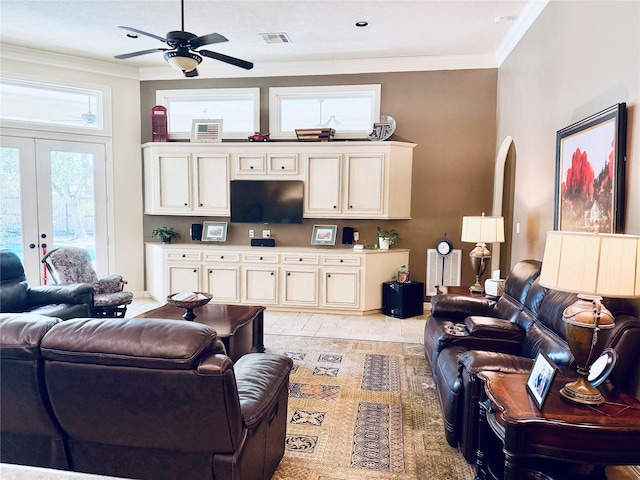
[0,313,293,480]
[423,260,640,464]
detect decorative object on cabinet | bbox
[377,226,399,250]
[539,230,640,405]
[191,118,223,142]
[151,105,168,142]
[311,225,337,245]
[460,214,504,293]
[395,264,410,283]
[166,291,213,320]
[368,114,396,141]
[525,351,558,410]
[202,221,228,242]
[248,132,270,142]
[295,128,335,141]
[554,103,626,233]
[150,226,180,244]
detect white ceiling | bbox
[0,0,546,80]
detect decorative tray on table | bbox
[166,291,212,320]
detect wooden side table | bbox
[476,371,640,480]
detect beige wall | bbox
[497,1,640,265]
[0,58,145,292]
[141,69,498,290]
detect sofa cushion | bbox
[464,316,525,341]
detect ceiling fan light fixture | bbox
[163,49,202,72]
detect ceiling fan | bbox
[114,0,253,77]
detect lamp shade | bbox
[163,50,202,72]
[461,215,505,244]
[539,231,640,298]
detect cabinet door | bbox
[156,154,191,212]
[243,267,278,304]
[305,154,342,215]
[345,154,384,215]
[205,266,239,303]
[194,154,229,214]
[322,269,360,308]
[281,268,318,306]
[167,264,200,295]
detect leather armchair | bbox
[0,249,92,319]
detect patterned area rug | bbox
[264,335,476,480]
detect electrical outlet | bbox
[263,229,271,238]
[249,229,255,238]
[353,231,360,242]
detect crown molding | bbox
[495,0,550,66]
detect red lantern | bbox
[151,105,168,142]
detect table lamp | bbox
[461,214,505,293]
[539,231,640,405]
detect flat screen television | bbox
[230,180,304,224]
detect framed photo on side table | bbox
[191,119,223,142]
[554,103,627,233]
[311,225,337,246]
[202,221,228,242]
[526,351,558,410]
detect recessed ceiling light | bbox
[354,21,369,28]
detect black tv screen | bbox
[230,180,304,224]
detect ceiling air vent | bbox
[259,32,291,44]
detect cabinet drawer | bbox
[322,255,362,267]
[236,154,266,174]
[268,154,298,174]
[281,253,319,265]
[243,253,279,264]
[166,250,202,261]
[203,252,241,263]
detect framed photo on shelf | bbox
[526,351,558,410]
[202,221,228,242]
[311,225,337,246]
[554,103,627,233]
[191,119,223,142]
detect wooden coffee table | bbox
[136,304,265,362]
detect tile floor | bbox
[126,295,429,344]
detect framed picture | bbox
[554,103,627,233]
[311,225,337,246]
[526,351,558,410]
[202,221,228,242]
[191,119,223,142]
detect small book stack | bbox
[295,128,336,142]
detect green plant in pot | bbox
[151,226,180,244]
[377,226,399,250]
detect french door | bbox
[0,135,108,285]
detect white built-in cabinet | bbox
[142,141,415,219]
[145,243,410,315]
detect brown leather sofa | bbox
[423,260,640,464]
[1,313,293,480]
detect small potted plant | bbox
[151,226,180,244]
[377,226,399,250]
[396,264,410,283]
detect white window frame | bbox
[156,88,260,140]
[0,76,112,137]
[269,84,381,140]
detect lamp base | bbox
[559,376,604,406]
[469,283,484,293]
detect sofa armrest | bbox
[458,350,534,375]
[28,283,93,307]
[234,353,293,428]
[430,294,497,320]
[464,316,525,341]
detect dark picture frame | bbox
[526,351,558,410]
[554,103,627,233]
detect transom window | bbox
[156,88,260,140]
[269,85,381,140]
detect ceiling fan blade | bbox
[114,48,168,59]
[118,26,167,43]
[184,68,199,78]
[200,50,253,70]
[189,32,228,49]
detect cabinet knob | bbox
[287,272,291,276]
[200,203,203,206]
[182,254,186,258]
[193,269,197,273]
[209,269,213,274]
[299,258,303,261]
[221,255,224,259]
[260,256,263,260]
[270,272,274,276]
[250,165,254,169]
[184,203,188,206]
[333,205,337,209]
[340,259,344,263]
[327,274,331,278]
[281,165,285,169]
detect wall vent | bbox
[259,32,291,44]
[426,249,462,296]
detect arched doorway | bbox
[492,136,516,277]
